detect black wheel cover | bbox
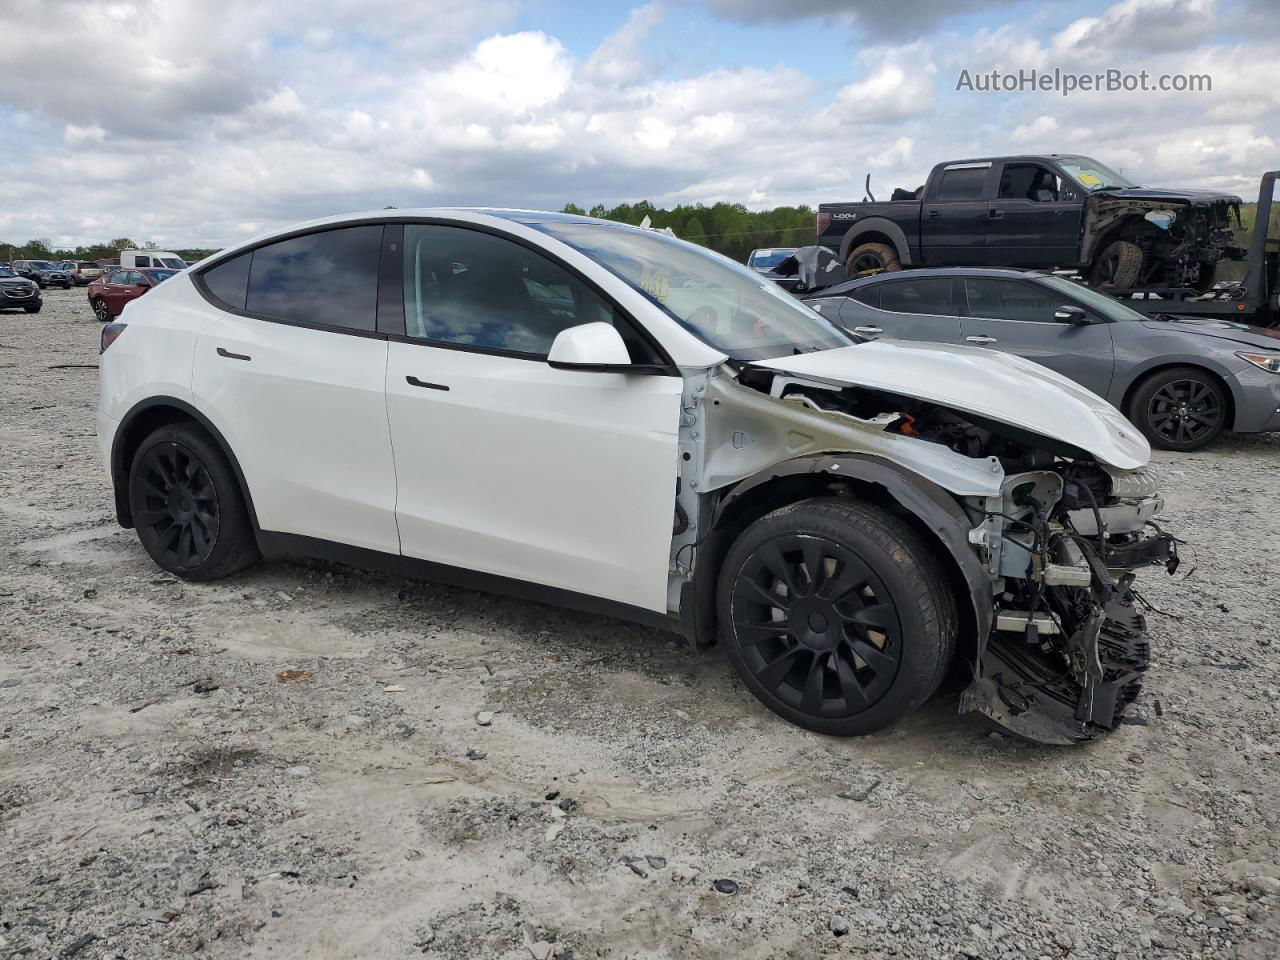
[134,441,221,569]
[730,534,903,719]
[1146,378,1222,445]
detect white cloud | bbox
[0,0,1277,248]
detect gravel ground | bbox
[2,287,1279,960]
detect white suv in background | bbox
[96,209,1176,744]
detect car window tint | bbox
[402,224,618,357]
[202,253,251,311]
[998,164,1062,202]
[935,167,987,201]
[878,278,952,315]
[965,278,1059,322]
[247,225,382,331]
[850,285,880,309]
[135,256,151,267]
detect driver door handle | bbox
[853,326,883,335]
[406,375,449,392]
[965,335,998,344]
[987,208,1005,220]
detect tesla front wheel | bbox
[717,498,956,736]
[128,423,259,580]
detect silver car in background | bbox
[807,267,1280,450]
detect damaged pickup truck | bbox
[99,209,1178,746]
[818,154,1243,291]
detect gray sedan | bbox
[806,267,1280,451]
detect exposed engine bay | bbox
[1082,194,1245,290]
[672,364,1178,745]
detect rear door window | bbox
[878,278,954,315]
[246,225,383,332]
[849,285,880,309]
[935,167,988,201]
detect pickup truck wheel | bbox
[717,498,956,737]
[845,242,901,278]
[1128,366,1227,451]
[1091,240,1143,289]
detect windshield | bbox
[0,268,16,278]
[1040,275,1147,321]
[533,222,852,360]
[30,261,53,269]
[1057,156,1137,192]
[159,258,185,269]
[147,269,179,283]
[749,249,797,271]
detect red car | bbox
[87,268,180,321]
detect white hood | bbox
[754,340,1150,470]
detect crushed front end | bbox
[958,462,1177,743]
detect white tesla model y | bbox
[97,209,1177,743]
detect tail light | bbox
[100,322,127,354]
[816,211,830,236]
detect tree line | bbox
[0,238,217,264]
[561,201,817,262]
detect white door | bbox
[386,223,683,611]
[191,224,400,553]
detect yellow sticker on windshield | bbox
[1077,173,1101,187]
[640,266,669,303]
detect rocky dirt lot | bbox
[1,288,1278,960]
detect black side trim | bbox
[111,396,260,532]
[257,531,680,634]
[377,224,405,337]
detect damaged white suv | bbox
[97,210,1177,745]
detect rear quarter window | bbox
[200,254,252,312]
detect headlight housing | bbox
[1237,351,1280,374]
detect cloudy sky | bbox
[1,0,1275,249]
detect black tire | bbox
[92,298,110,322]
[845,242,902,279]
[24,305,40,314]
[717,498,957,736]
[1193,260,1218,293]
[128,423,259,580]
[1091,239,1143,289]
[1127,366,1228,451]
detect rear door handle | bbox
[406,375,449,392]
[965,335,998,344]
[926,209,942,219]
[987,209,1005,220]
[216,347,251,361]
[853,325,883,335]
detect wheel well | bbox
[694,474,980,678]
[845,233,896,259]
[1122,363,1237,430]
[111,401,257,531]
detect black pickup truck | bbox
[816,154,1245,291]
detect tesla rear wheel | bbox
[1128,367,1227,451]
[128,423,259,580]
[92,298,110,322]
[717,498,956,736]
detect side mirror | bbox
[547,322,634,370]
[1054,304,1092,325]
